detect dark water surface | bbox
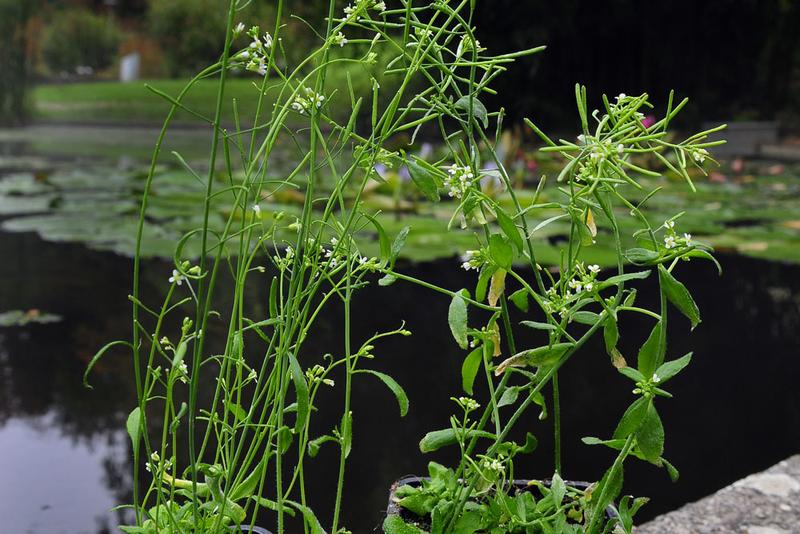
[2,223,800,533]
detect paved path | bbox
[636,455,800,533]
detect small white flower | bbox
[178,362,189,383]
[252,204,261,218]
[617,143,624,155]
[616,93,627,101]
[374,0,386,11]
[168,269,184,286]
[683,233,692,245]
[665,220,675,229]
[234,22,246,36]
[568,279,583,293]
[332,32,348,47]
[664,235,676,249]
[588,264,601,274]
[577,134,586,144]
[652,373,661,383]
[248,369,257,381]
[584,282,594,292]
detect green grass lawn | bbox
[33,79,269,123]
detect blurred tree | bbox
[41,8,123,75]
[0,0,34,125]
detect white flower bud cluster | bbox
[235,26,273,76]
[291,87,325,115]
[444,164,475,199]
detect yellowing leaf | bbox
[488,269,506,307]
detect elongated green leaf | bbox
[126,407,142,454]
[362,212,391,264]
[636,402,664,463]
[497,385,520,407]
[461,346,483,395]
[659,264,701,329]
[495,342,573,375]
[390,226,411,265]
[637,321,664,378]
[285,500,327,534]
[686,249,722,275]
[226,402,247,423]
[581,436,627,449]
[448,290,469,349]
[495,207,523,252]
[419,428,495,453]
[572,310,601,324]
[489,234,513,269]
[551,472,566,508]
[455,95,489,128]
[475,266,495,302]
[407,158,440,201]
[307,434,337,457]
[654,352,692,384]
[251,496,297,517]
[509,288,529,312]
[618,366,644,383]
[598,270,651,290]
[340,411,353,459]
[83,340,132,389]
[613,397,649,439]
[625,248,659,264]
[357,370,409,417]
[287,352,309,433]
[520,320,556,331]
[229,460,265,501]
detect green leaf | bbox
[455,95,489,128]
[686,249,722,275]
[551,472,566,508]
[126,407,142,454]
[597,270,651,290]
[488,234,513,269]
[509,288,529,312]
[419,428,495,453]
[572,310,600,324]
[285,500,327,534]
[382,515,426,534]
[496,207,524,252]
[637,321,664,378]
[662,458,680,482]
[581,436,627,449]
[604,314,619,355]
[357,370,409,417]
[341,411,352,459]
[448,290,469,349]
[287,352,309,433]
[251,496,297,517]
[226,402,247,423]
[625,248,659,264]
[658,264,701,329]
[635,402,664,463]
[390,226,411,265]
[475,266,495,302]
[520,320,557,331]
[613,397,649,439]
[229,460,265,501]
[362,212,391,264]
[592,463,624,523]
[307,434,337,458]
[379,274,397,286]
[618,366,644,383]
[461,346,483,395]
[83,340,132,389]
[654,352,692,384]
[407,157,441,201]
[453,510,482,534]
[495,342,573,375]
[497,385,520,407]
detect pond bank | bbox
[637,454,800,533]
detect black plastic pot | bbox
[386,475,616,529]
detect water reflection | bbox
[1,225,799,532]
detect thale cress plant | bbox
[83,0,723,532]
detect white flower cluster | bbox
[482,456,505,474]
[663,219,692,250]
[459,249,485,272]
[145,450,173,473]
[235,26,273,76]
[291,87,325,115]
[444,164,475,199]
[176,361,189,384]
[541,263,601,318]
[274,244,295,270]
[306,364,335,387]
[343,0,386,20]
[331,32,348,47]
[690,147,709,163]
[454,396,480,412]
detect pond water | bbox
[1,127,800,533]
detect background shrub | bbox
[41,9,122,75]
